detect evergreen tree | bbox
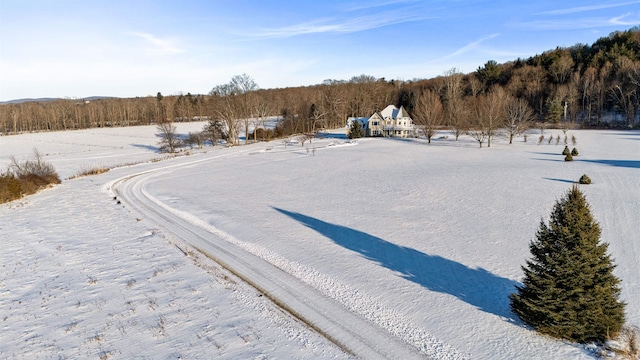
[545,97,564,124]
[348,120,363,139]
[510,186,625,343]
[476,60,502,88]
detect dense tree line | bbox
[1,27,638,137]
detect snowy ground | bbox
[1,124,638,359]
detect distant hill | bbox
[1,98,60,105]
[0,96,116,105]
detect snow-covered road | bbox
[109,153,428,359]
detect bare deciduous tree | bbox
[413,88,444,143]
[209,83,242,145]
[156,121,181,153]
[309,101,327,132]
[442,69,467,141]
[252,96,274,142]
[468,87,505,148]
[504,96,534,144]
[230,74,259,144]
[297,133,315,146]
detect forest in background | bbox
[1,27,638,138]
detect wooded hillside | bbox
[1,27,638,136]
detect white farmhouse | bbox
[346,105,416,138]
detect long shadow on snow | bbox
[273,207,518,320]
[131,143,159,152]
[579,159,640,169]
[543,177,576,184]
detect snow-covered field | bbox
[1,123,638,359]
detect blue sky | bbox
[1,0,638,101]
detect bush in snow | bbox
[510,185,625,343]
[565,153,573,161]
[0,172,22,203]
[605,326,640,359]
[156,122,182,153]
[184,132,204,149]
[562,146,570,155]
[1,149,61,203]
[579,174,591,184]
[571,147,579,156]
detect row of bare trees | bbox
[202,74,407,144]
[413,79,534,147]
[2,28,638,137]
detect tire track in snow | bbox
[107,146,466,359]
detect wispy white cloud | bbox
[433,33,501,62]
[343,0,419,12]
[440,34,500,60]
[125,32,185,55]
[244,7,431,38]
[536,1,640,15]
[610,12,640,25]
[515,13,640,30]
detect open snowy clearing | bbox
[1,124,638,359]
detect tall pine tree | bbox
[510,185,625,343]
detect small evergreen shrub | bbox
[562,146,570,155]
[348,120,363,139]
[579,174,591,184]
[571,147,579,156]
[538,135,544,144]
[565,153,573,161]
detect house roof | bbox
[379,105,410,120]
[396,106,410,118]
[379,105,397,119]
[346,117,369,128]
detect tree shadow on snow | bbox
[273,207,518,321]
[543,177,576,184]
[530,157,565,163]
[578,159,640,169]
[315,131,348,139]
[529,151,564,156]
[131,143,159,152]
